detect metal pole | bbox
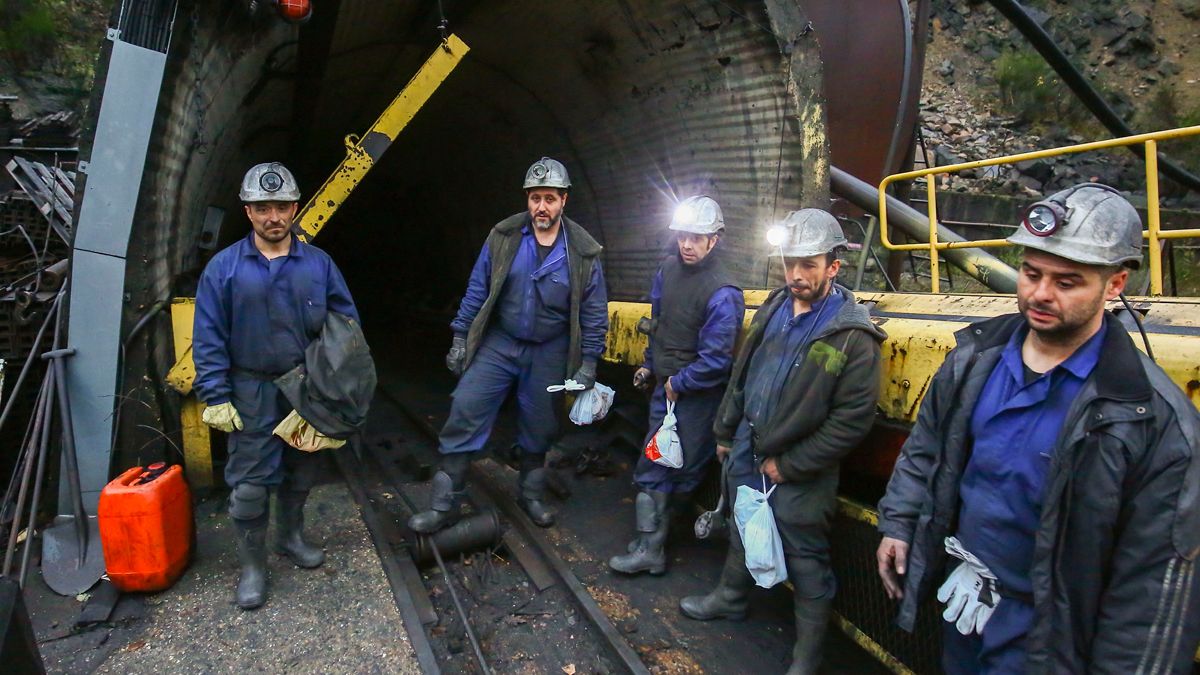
[831,166,1018,293]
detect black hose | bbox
[1118,293,1155,361]
[988,0,1200,193]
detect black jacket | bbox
[276,312,377,440]
[877,312,1200,673]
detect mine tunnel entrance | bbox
[128,0,830,468]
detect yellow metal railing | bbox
[878,125,1200,295]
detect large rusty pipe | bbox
[830,166,1018,293]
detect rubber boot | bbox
[679,535,754,621]
[273,492,325,568]
[408,453,471,534]
[786,596,832,675]
[234,515,269,610]
[609,491,670,575]
[518,453,555,527]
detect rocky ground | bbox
[918,0,1200,206]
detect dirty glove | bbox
[571,360,597,390]
[937,536,999,636]
[273,409,346,452]
[201,402,244,433]
[632,367,652,391]
[445,336,467,376]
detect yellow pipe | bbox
[927,176,940,293]
[295,34,470,240]
[1145,140,1163,296]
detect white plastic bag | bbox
[569,382,615,425]
[643,400,683,468]
[733,478,787,588]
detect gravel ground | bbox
[95,481,421,675]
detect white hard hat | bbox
[670,196,724,235]
[239,162,301,202]
[523,157,571,190]
[771,209,848,257]
[1008,183,1143,269]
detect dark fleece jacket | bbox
[714,284,887,482]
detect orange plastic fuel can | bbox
[98,464,194,592]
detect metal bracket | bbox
[106,28,121,42]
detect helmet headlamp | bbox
[1022,202,1062,237]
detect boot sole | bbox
[679,606,747,622]
[273,546,325,569]
[237,597,266,610]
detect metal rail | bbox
[877,125,1200,294]
[384,392,653,675]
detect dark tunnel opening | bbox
[114,0,834,477]
[197,0,817,326]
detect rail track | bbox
[337,385,649,674]
[335,361,893,675]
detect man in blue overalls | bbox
[877,184,1200,673]
[608,196,744,576]
[408,157,609,533]
[679,210,885,674]
[194,162,360,610]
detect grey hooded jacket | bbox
[877,312,1200,673]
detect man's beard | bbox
[1018,293,1104,344]
[789,277,829,302]
[259,224,291,242]
[533,214,559,231]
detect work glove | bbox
[571,360,597,390]
[445,336,467,376]
[202,402,244,434]
[273,409,346,452]
[937,536,999,636]
[632,367,652,391]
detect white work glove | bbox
[937,536,999,636]
[202,402,244,433]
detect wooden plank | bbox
[500,529,557,592]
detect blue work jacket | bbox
[640,268,744,394]
[451,224,607,358]
[193,233,359,405]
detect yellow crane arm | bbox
[295,34,470,240]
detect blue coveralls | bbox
[439,224,608,457]
[633,269,743,493]
[193,233,359,489]
[943,322,1106,675]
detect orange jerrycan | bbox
[97,463,194,592]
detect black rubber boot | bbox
[273,492,325,568]
[408,453,471,534]
[234,515,269,610]
[786,596,832,675]
[608,491,670,575]
[679,535,754,621]
[518,453,555,527]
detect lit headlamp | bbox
[766,225,788,247]
[674,202,697,225]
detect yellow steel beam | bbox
[603,295,1200,419]
[169,298,212,488]
[295,34,470,240]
